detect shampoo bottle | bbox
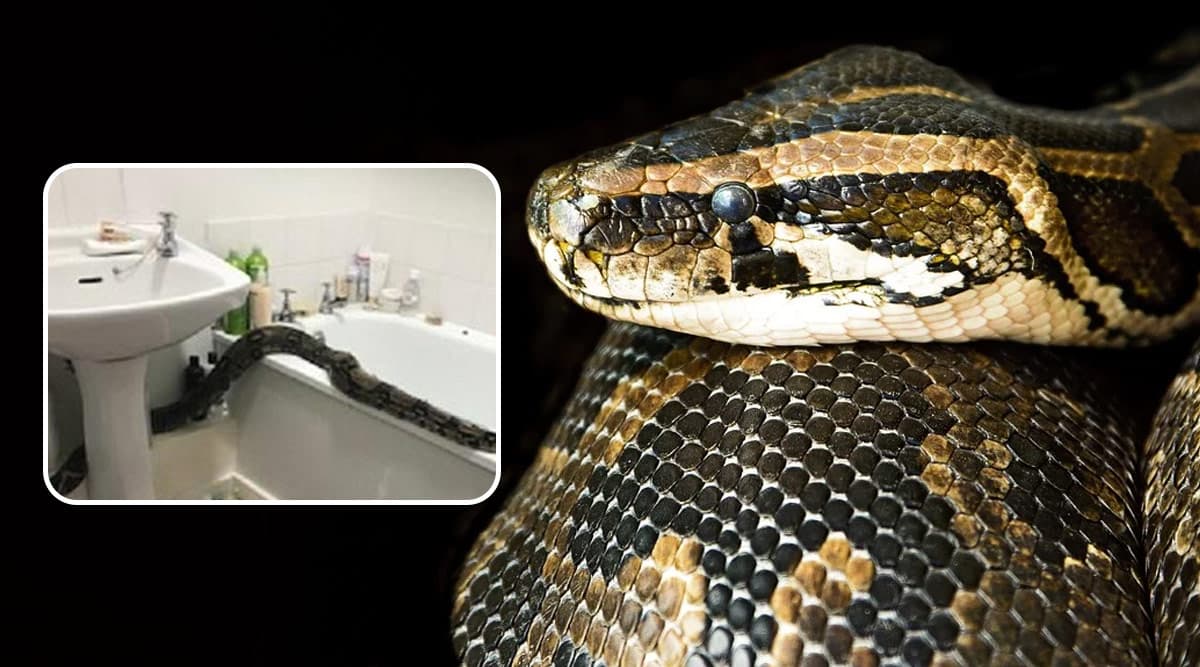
[245,246,270,285]
[355,246,371,302]
[345,262,361,302]
[248,268,273,329]
[223,250,249,335]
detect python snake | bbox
[454,47,1199,666]
[52,326,495,496]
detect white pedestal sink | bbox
[47,226,250,499]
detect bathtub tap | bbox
[276,288,297,323]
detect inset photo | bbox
[45,164,498,503]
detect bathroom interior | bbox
[45,166,499,502]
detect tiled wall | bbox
[204,210,371,313]
[45,166,497,334]
[372,212,495,334]
[203,210,496,334]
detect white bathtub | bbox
[212,309,497,500]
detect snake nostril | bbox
[529,162,588,244]
[548,200,589,247]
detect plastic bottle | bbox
[184,355,208,421]
[248,269,273,329]
[401,268,421,311]
[355,246,371,302]
[334,273,350,301]
[345,262,361,302]
[223,250,249,334]
[245,246,270,285]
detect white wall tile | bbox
[249,217,294,266]
[326,212,373,261]
[440,279,476,329]
[413,268,443,317]
[444,229,492,283]
[369,167,497,234]
[46,170,69,228]
[287,215,327,265]
[58,167,125,227]
[409,221,450,275]
[205,220,243,259]
[371,212,414,275]
[474,285,497,335]
[122,168,372,244]
[206,212,375,275]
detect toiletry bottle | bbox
[184,355,208,421]
[368,251,390,300]
[223,250,249,335]
[355,246,371,302]
[248,268,273,329]
[345,261,361,302]
[245,246,270,285]
[334,273,350,301]
[401,268,421,311]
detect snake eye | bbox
[711,182,757,223]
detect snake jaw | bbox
[583,249,608,280]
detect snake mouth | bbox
[539,234,896,307]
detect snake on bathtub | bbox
[51,325,496,496]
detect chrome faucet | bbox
[112,211,177,277]
[157,211,178,257]
[319,282,337,314]
[276,288,297,323]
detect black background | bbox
[36,25,1196,666]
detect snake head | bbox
[527,46,1153,346]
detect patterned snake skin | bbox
[454,47,1200,666]
[1143,340,1200,666]
[52,326,495,495]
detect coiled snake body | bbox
[455,47,1200,666]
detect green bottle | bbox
[224,250,249,335]
[245,246,270,284]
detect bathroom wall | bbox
[45,166,498,466]
[45,166,498,332]
[369,168,497,335]
[45,167,369,238]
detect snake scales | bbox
[52,326,496,496]
[454,46,1199,666]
